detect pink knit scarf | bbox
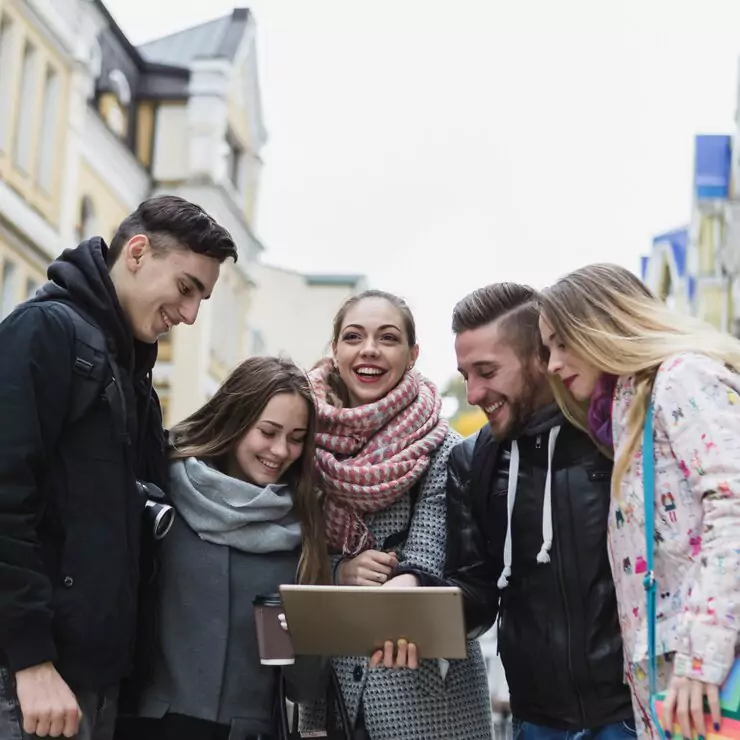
[308,359,449,556]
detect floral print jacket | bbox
[610,352,740,685]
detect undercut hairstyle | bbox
[451,282,541,362]
[107,195,238,267]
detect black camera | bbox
[136,481,175,540]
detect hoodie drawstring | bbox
[496,440,519,590]
[497,425,561,590]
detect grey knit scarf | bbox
[169,457,302,553]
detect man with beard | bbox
[403,283,635,739]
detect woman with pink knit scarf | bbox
[299,290,492,740]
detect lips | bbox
[353,365,387,384]
[482,400,504,419]
[160,309,173,333]
[257,456,281,474]
[563,375,577,390]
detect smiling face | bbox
[230,392,309,486]
[110,235,221,344]
[538,313,601,402]
[333,296,419,407]
[455,319,548,441]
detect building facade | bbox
[0,0,366,426]
[642,133,739,334]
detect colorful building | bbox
[0,0,365,425]
[642,134,737,334]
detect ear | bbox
[407,344,420,370]
[124,234,149,273]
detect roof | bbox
[304,274,366,287]
[139,9,250,68]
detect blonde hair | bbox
[539,263,740,491]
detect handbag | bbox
[274,664,353,740]
[642,402,740,738]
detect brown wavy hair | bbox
[169,356,330,584]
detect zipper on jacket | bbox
[554,528,588,726]
[535,434,542,449]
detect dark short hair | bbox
[452,282,541,361]
[107,195,238,267]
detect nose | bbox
[466,378,485,407]
[360,338,379,357]
[271,435,289,461]
[548,351,563,376]
[179,298,201,326]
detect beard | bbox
[489,367,550,442]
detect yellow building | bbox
[0,1,366,426]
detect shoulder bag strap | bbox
[642,401,658,697]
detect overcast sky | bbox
[106,0,740,389]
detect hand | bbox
[369,639,419,670]
[383,573,419,588]
[337,550,397,586]
[15,662,82,738]
[661,674,721,739]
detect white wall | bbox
[248,262,361,371]
[151,104,188,182]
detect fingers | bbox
[63,706,82,738]
[372,640,419,670]
[382,640,394,668]
[364,550,398,568]
[369,650,383,669]
[690,680,706,739]
[707,684,722,735]
[662,684,677,738]
[407,642,419,669]
[675,681,692,740]
[359,567,389,585]
[395,639,408,668]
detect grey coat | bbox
[299,430,493,740]
[132,515,325,738]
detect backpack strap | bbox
[43,301,129,445]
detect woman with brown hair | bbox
[299,290,492,740]
[115,356,329,740]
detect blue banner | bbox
[694,135,731,200]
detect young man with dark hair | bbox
[0,195,236,740]
[403,283,635,739]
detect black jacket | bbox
[443,407,633,730]
[0,238,166,690]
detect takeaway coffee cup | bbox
[253,593,295,665]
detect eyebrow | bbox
[260,420,308,433]
[457,360,500,374]
[342,323,402,333]
[185,273,211,300]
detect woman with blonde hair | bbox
[538,262,740,740]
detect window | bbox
[36,66,60,193]
[226,131,243,192]
[76,196,97,241]
[0,16,15,152]
[14,41,39,174]
[1,260,18,318]
[26,277,40,300]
